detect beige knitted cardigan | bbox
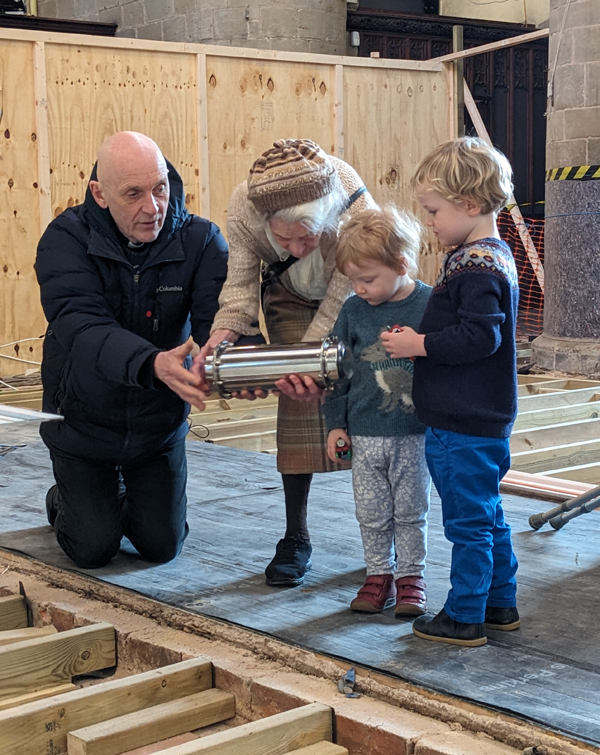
[211,155,377,342]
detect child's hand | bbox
[380,327,427,359]
[327,429,351,463]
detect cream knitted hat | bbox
[247,139,337,214]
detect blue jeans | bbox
[49,437,188,569]
[425,427,518,624]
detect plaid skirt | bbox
[263,279,352,475]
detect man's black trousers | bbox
[48,437,188,569]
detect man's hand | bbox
[327,428,351,463]
[274,374,325,402]
[154,340,210,411]
[380,327,427,360]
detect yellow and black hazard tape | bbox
[546,165,600,181]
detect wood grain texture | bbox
[44,43,200,220]
[0,622,115,702]
[0,682,75,711]
[205,56,335,233]
[0,595,27,631]
[0,39,46,377]
[0,624,57,646]
[67,689,235,755]
[147,703,332,755]
[0,657,212,755]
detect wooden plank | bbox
[543,463,600,485]
[0,657,212,755]
[519,387,600,411]
[0,27,442,71]
[333,64,344,160]
[205,55,336,231]
[0,625,57,646]
[196,53,210,219]
[511,438,600,475]
[343,64,451,216]
[0,683,76,712]
[0,37,46,377]
[67,689,235,755]
[0,623,116,701]
[33,40,52,234]
[433,28,549,64]
[45,42,200,220]
[513,401,600,431]
[121,734,198,755]
[518,378,600,396]
[150,702,332,755]
[511,417,600,453]
[0,595,27,631]
[293,745,348,755]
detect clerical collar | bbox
[127,240,147,251]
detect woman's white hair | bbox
[263,178,347,235]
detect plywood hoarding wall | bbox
[0,29,451,376]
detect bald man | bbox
[35,132,228,569]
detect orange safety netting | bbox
[498,209,545,338]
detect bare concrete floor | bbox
[1,424,600,754]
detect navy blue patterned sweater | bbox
[323,281,432,437]
[413,238,518,438]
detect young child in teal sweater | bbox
[323,206,432,615]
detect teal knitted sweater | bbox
[323,280,432,437]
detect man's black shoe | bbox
[412,608,487,647]
[45,485,61,527]
[485,606,520,631]
[265,534,312,586]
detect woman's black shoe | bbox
[413,608,487,647]
[265,534,312,586]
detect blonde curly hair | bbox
[410,136,513,215]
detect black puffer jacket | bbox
[35,161,228,465]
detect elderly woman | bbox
[201,139,376,587]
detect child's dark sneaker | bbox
[265,534,312,586]
[395,576,427,616]
[350,574,396,613]
[412,608,487,646]
[485,606,520,631]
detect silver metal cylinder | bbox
[203,334,353,399]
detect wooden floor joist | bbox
[0,594,28,631]
[0,657,213,755]
[67,688,236,755]
[0,625,57,646]
[0,622,116,702]
[0,682,76,712]
[152,702,333,755]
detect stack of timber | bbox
[0,593,345,755]
[4,375,600,487]
[511,377,600,485]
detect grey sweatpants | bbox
[351,435,431,578]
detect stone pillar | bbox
[36,0,348,55]
[532,0,600,376]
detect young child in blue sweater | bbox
[323,206,432,616]
[381,137,520,647]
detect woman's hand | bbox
[274,374,325,402]
[198,329,240,359]
[327,428,351,463]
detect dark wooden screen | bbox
[348,10,548,217]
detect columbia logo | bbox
[156,285,183,293]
